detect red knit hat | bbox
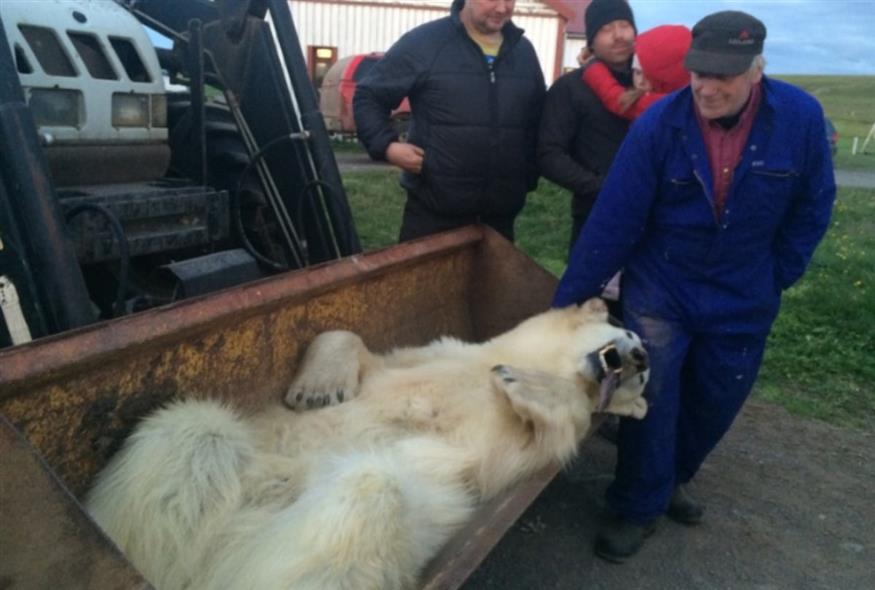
[634,25,692,93]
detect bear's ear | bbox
[490,365,585,461]
[579,297,609,319]
[490,365,580,429]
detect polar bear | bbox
[85,299,649,590]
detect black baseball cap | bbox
[684,11,766,75]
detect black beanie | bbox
[585,0,636,48]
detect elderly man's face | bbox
[690,67,763,119]
[463,0,516,35]
[591,20,635,69]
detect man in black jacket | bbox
[537,0,636,254]
[354,0,544,242]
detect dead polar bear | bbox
[86,299,649,590]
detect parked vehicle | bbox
[0,0,360,346]
[319,52,410,138]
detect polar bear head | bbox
[480,299,649,487]
[488,298,649,438]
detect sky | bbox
[144,0,875,76]
[628,0,875,75]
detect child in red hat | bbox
[583,24,692,120]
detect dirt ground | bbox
[461,401,874,590]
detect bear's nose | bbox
[631,346,649,372]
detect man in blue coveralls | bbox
[552,11,836,562]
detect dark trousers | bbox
[569,196,597,258]
[569,212,586,258]
[399,193,515,243]
[606,308,769,524]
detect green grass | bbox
[330,137,366,152]
[775,75,875,171]
[344,170,405,247]
[513,182,573,277]
[754,188,875,430]
[344,170,573,276]
[343,168,875,430]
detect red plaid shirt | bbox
[695,82,762,220]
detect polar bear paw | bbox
[285,379,354,410]
[284,331,369,411]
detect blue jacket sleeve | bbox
[353,33,427,161]
[552,112,661,307]
[772,107,836,290]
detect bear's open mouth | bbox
[590,340,649,412]
[599,344,623,374]
[595,344,624,412]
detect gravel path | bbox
[335,151,390,173]
[834,169,875,189]
[337,153,874,190]
[462,401,874,590]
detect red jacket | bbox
[583,25,691,120]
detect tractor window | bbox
[352,58,380,82]
[68,32,118,80]
[14,44,33,74]
[19,25,76,77]
[109,37,151,83]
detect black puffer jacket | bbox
[537,63,631,221]
[354,0,545,218]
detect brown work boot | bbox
[666,484,705,525]
[594,513,656,563]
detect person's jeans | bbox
[606,310,768,524]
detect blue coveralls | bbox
[553,77,836,524]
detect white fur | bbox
[86,300,649,590]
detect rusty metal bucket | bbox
[0,226,561,589]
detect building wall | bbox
[563,36,585,72]
[288,0,565,83]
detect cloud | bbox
[631,0,875,74]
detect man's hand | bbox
[385,142,425,174]
[618,88,644,113]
